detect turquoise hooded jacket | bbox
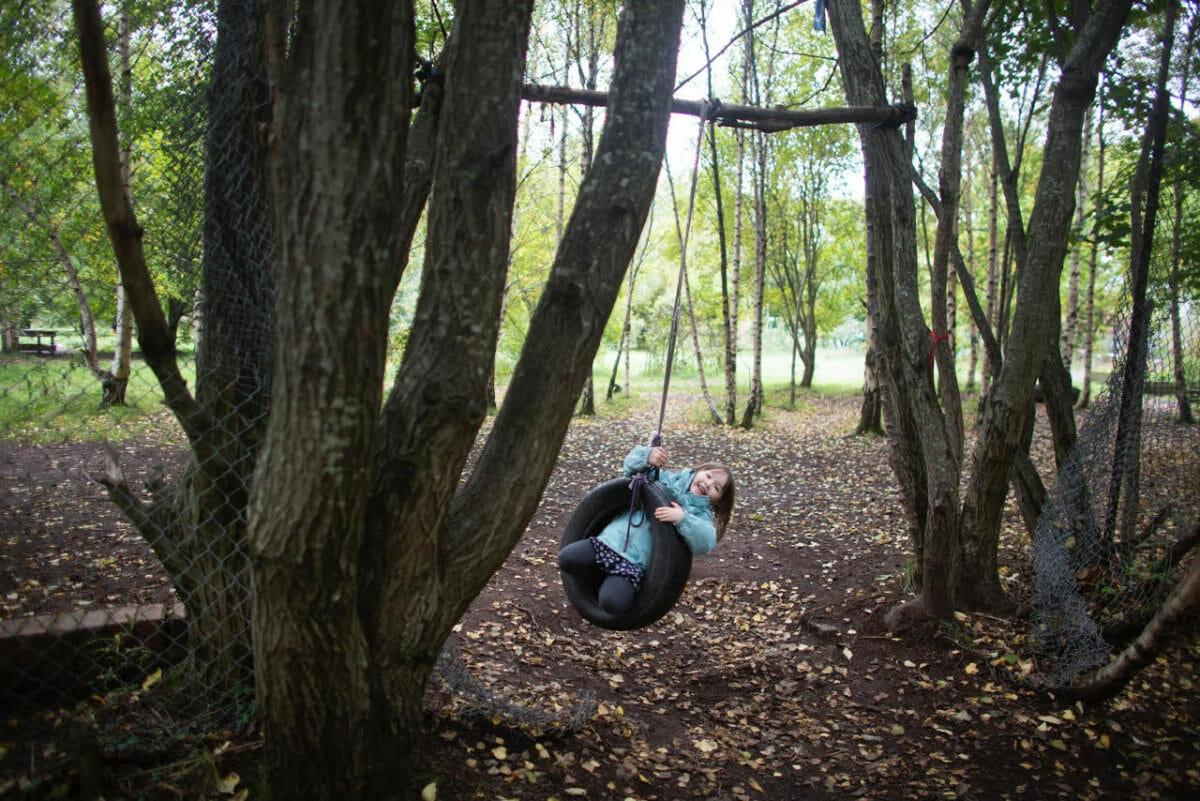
[592,446,718,570]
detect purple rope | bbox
[623,473,648,551]
[623,435,664,551]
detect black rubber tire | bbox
[559,477,693,630]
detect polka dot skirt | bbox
[590,538,645,592]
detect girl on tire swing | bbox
[557,444,736,617]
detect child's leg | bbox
[557,539,599,574]
[598,575,636,614]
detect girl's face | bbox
[689,468,729,504]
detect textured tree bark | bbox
[852,311,884,437]
[251,0,421,794]
[104,6,135,407]
[251,0,685,797]
[958,0,1133,610]
[828,0,960,623]
[76,0,271,695]
[1167,13,1196,425]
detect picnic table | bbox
[19,329,57,355]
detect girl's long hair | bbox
[695,462,736,540]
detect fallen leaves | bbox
[4,396,1198,800]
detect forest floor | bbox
[1,392,1198,800]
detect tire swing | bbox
[558,102,714,631]
[559,476,693,630]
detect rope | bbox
[624,472,650,550]
[654,100,713,443]
[623,103,712,552]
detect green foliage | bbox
[0,354,189,443]
[87,626,159,692]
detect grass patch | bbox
[0,355,190,444]
[1,345,865,445]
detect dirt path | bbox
[2,394,1197,799]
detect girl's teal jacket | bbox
[592,446,718,570]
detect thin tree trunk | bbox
[1167,13,1196,424]
[1062,108,1091,372]
[575,7,601,417]
[962,149,978,391]
[696,0,739,427]
[981,149,999,400]
[958,0,1133,611]
[1079,105,1105,410]
[828,0,960,624]
[684,267,723,424]
[740,136,766,429]
[607,251,642,401]
[728,124,744,424]
[1106,0,1177,547]
[104,5,136,407]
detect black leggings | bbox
[557,540,637,615]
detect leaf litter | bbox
[1,394,1197,799]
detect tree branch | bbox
[522,82,916,132]
[73,0,211,447]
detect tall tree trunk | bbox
[575,6,602,417]
[740,136,766,429]
[962,149,979,392]
[1106,0,1177,547]
[1061,108,1091,372]
[980,149,999,401]
[252,2,684,797]
[1079,105,1105,409]
[104,5,135,407]
[958,0,1133,610]
[695,0,738,425]
[727,125,745,425]
[607,252,642,401]
[75,0,275,698]
[980,34,1077,472]
[828,0,962,624]
[1167,13,1196,425]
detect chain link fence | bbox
[1030,285,1200,687]
[2,0,243,725]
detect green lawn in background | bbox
[0,354,193,443]
[2,345,1109,444]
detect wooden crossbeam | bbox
[521,83,915,133]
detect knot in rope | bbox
[624,471,652,550]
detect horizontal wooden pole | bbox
[521,83,915,132]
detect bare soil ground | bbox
[1,393,1197,800]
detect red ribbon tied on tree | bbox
[929,330,950,367]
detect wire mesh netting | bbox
[1030,288,1200,687]
[2,0,255,724]
[2,0,1199,766]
